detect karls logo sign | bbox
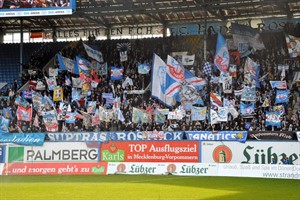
[100,141,199,163]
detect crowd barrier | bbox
[0,131,299,179]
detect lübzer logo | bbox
[117,164,126,172]
[213,145,232,163]
[167,164,176,173]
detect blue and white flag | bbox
[110,66,123,80]
[184,69,206,90]
[218,107,228,122]
[214,32,229,73]
[56,54,76,74]
[240,102,255,115]
[83,43,104,63]
[270,81,287,89]
[138,63,151,74]
[265,111,281,127]
[166,55,185,97]
[191,106,207,121]
[275,90,289,104]
[151,54,176,107]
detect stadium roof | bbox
[1,0,300,32]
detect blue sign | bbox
[0,133,45,146]
[47,132,109,142]
[186,131,247,143]
[0,146,5,163]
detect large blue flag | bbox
[214,32,229,73]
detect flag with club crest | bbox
[265,111,281,127]
[17,106,32,122]
[240,102,255,115]
[45,77,57,91]
[270,81,287,89]
[275,90,289,104]
[110,66,124,80]
[151,54,176,107]
[120,51,128,62]
[49,68,58,77]
[42,110,58,132]
[214,32,229,73]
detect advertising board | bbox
[100,141,200,163]
[0,0,76,18]
[201,141,300,165]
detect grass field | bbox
[0,175,299,200]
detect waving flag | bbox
[210,92,222,110]
[270,81,287,89]
[266,111,281,127]
[214,32,229,73]
[244,57,259,84]
[151,54,176,107]
[166,55,185,97]
[232,23,265,51]
[240,102,255,115]
[184,69,206,90]
[110,66,123,80]
[56,54,77,74]
[275,90,289,104]
[83,43,103,63]
[17,106,33,122]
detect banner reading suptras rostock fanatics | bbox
[46,131,184,142]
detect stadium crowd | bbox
[1,33,300,134]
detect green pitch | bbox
[0,175,299,200]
